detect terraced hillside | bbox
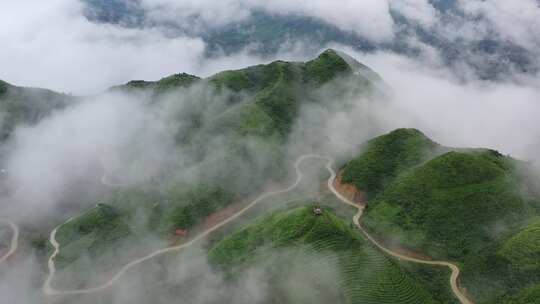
[343,128,540,303]
[209,206,452,304]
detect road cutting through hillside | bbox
[323,158,474,304]
[44,155,473,304]
[0,219,19,264]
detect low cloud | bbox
[459,0,540,50]
[301,45,540,162]
[390,0,439,28]
[0,0,207,94]
[0,0,285,95]
[1,91,178,222]
[141,0,396,43]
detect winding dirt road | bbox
[43,155,314,295]
[44,155,473,303]
[0,219,18,264]
[323,157,473,304]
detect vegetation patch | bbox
[341,128,441,199]
[499,218,540,271]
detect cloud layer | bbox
[140,0,396,42]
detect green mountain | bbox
[83,0,538,80]
[34,51,540,302]
[44,49,383,289]
[114,49,376,139]
[343,128,540,303]
[112,73,201,93]
[0,80,71,140]
[341,128,442,199]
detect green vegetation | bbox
[364,150,527,258]
[153,183,234,232]
[502,283,540,304]
[342,128,540,303]
[303,49,352,84]
[499,218,540,271]
[207,49,372,137]
[48,186,232,289]
[50,203,163,289]
[114,73,200,93]
[54,204,131,269]
[44,49,385,290]
[0,80,71,140]
[341,128,441,198]
[208,60,302,136]
[106,49,378,230]
[14,46,537,300]
[209,206,452,303]
[59,182,235,238]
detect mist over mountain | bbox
[82,0,538,80]
[1,2,540,304]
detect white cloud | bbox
[390,0,439,27]
[458,0,540,50]
[348,49,540,161]
[141,0,253,30]
[0,0,206,94]
[140,0,396,43]
[258,0,395,42]
[5,0,539,95]
[2,93,168,220]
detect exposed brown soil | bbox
[202,201,247,231]
[168,183,285,246]
[333,170,367,206]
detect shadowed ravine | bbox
[43,155,473,303]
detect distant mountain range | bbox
[82,0,537,80]
[0,80,71,141]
